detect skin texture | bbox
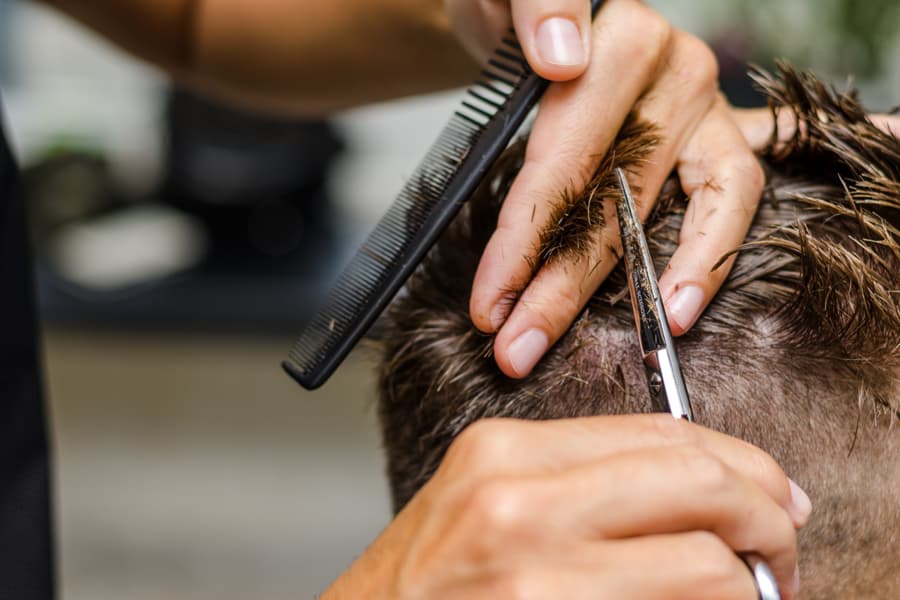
[43,0,771,379]
[27,4,899,597]
[375,66,900,599]
[40,0,478,113]
[462,1,766,381]
[324,415,806,599]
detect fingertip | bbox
[470,292,513,334]
[660,253,735,336]
[495,327,550,379]
[790,564,801,598]
[469,293,496,334]
[470,261,519,333]
[512,0,592,83]
[663,284,706,336]
[787,478,812,528]
[470,247,504,333]
[531,15,589,79]
[529,15,590,81]
[870,113,900,139]
[489,300,513,331]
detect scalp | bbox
[376,65,900,595]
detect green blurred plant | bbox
[831,0,900,75]
[732,0,900,77]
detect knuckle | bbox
[518,156,592,204]
[463,479,526,534]
[552,281,585,324]
[730,153,766,193]
[448,419,518,470]
[491,570,540,600]
[684,530,732,565]
[675,446,732,494]
[673,31,720,93]
[641,10,674,58]
[520,280,584,334]
[683,531,745,586]
[620,10,672,73]
[770,509,799,554]
[644,412,697,446]
[721,448,794,517]
[742,447,786,494]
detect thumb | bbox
[511,0,592,81]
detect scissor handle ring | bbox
[744,554,781,600]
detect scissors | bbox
[614,168,781,600]
[613,168,692,421]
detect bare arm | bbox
[39,0,479,114]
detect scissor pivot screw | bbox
[649,372,662,396]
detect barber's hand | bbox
[323,415,810,599]
[732,106,900,152]
[447,0,593,80]
[447,0,764,378]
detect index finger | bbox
[470,0,668,337]
[443,414,811,528]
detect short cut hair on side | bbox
[375,65,900,599]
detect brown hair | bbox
[376,65,900,598]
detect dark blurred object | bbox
[24,151,112,244]
[31,89,350,333]
[728,0,900,83]
[711,31,765,108]
[0,0,15,85]
[163,88,343,259]
[826,0,900,77]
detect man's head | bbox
[376,66,899,598]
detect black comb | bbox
[284,0,606,389]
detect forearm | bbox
[40,0,479,114]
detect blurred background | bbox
[1,0,899,597]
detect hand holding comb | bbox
[284,1,607,389]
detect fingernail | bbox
[790,564,801,597]
[507,329,549,377]
[787,478,813,527]
[666,285,705,333]
[490,302,510,331]
[535,17,584,66]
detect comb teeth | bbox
[285,116,481,362]
[283,26,562,389]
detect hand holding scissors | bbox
[616,168,783,600]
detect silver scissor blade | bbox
[614,168,693,421]
[614,168,665,355]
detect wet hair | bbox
[376,65,900,598]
